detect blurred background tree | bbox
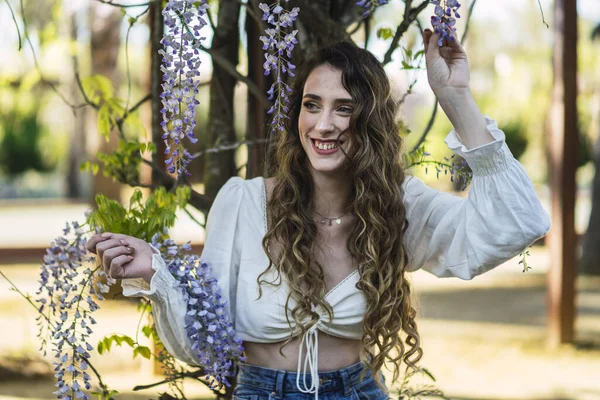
[579,22,600,276]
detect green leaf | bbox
[80,161,90,172]
[129,189,143,209]
[97,340,104,355]
[91,163,99,176]
[121,336,135,347]
[123,112,147,138]
[401,61,413,70]
[414,49,425,59]
[81,75,114,103]
[377,27,394,40]
[422,367,437,382]
[133,346,151,359]
[98,104,112,139]
[142,326,153,338]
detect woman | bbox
[86,29,551,399]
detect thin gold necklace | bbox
[314,210,350,226]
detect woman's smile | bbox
[310,138,344,155]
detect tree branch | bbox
[142,159,213,211]
[460,0,479,45]
[236,0,263,27]
[74,72,99,110]
[382,0,429,66]
[132,368,207,391]
[5,0,22,50]
[17,0,89,114]
[190,138,270,159]
[411,98,438,153]
[93,0,159,8]
[198,43,270,109]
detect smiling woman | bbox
[298,65,353,173]
[89,40,551,400]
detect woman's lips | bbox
[310,138,342,155]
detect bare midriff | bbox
[243,332,362,372]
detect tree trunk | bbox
[89,3,122,201]
[204,1,241,200]
[545,0,578,346]
[245,0,270,179]
[580,108,600,275]
[149,2,166,186]
[67,9,86,199]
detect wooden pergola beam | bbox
[546,0,578,347]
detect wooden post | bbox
[546,0,578,347]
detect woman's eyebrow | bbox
[303,93,354,103]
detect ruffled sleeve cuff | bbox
[121,245,179,302]
[444,115,517,177]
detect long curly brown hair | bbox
[260,41,422,385]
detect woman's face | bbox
[298,64,353,175]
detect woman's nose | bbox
[316,112,335,133]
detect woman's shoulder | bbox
[215,176,267,222]
[219,176,265,197]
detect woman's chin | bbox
[308,161,349,176]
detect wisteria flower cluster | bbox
[36,222,111,400]
[159,0,209,177]
[258,1,299,135]
[430,0,461,46]
[356,0,389,18]
[152,232,245,389]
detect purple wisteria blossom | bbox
[259,1,299,135]
[36,222,112,400]
[160,0,209,177]
[152,232,245,389]
[430,0,461,47]
[356,0,389,18]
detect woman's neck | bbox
[310,169,352,217]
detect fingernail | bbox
[128,256,134,261]
[120,240,128,245]
[102,232,112,238]
[126,247,134,253]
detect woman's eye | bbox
[303,101,318,110]
[338,106,353,113]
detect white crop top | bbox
[122,116,551,398]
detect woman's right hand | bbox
[86,232,156,284]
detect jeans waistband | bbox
[236,360,374,396]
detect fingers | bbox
[447,32,465,53]
[102,244,134,274]
[86,232,113,254]
[108,254,134,279]
[423,29,431,54]
[423,28,440,58]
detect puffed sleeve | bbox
[403,116,551,280]
[120,176,245,365]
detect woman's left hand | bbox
[423,28,470,96]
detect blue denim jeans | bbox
[233,361,389,400]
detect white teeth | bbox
[314,140,338,151]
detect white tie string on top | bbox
[296,316,321,400]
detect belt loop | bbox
[340,368,352,396]
[274,369,285,399]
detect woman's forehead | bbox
[303,65,351,99]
